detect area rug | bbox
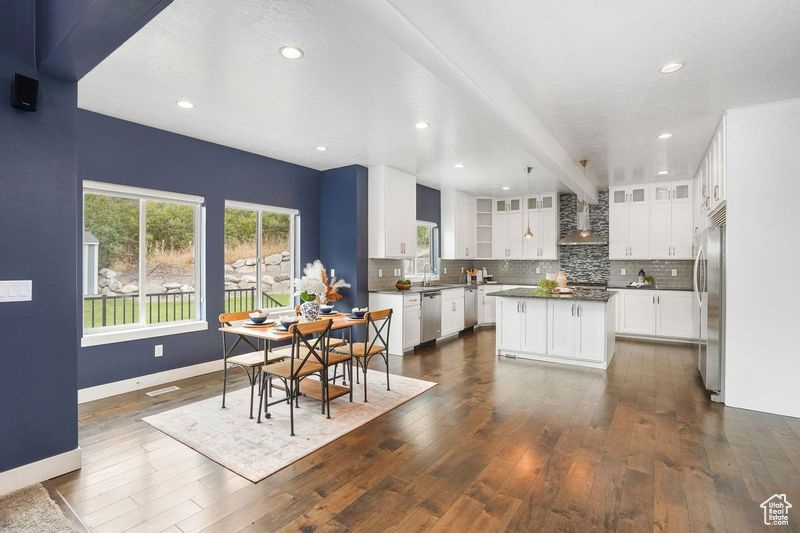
[143,370,436,482]
[0,484,78,533]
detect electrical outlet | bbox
[443,267,447,274]
[671,269,678,277]
[535,266,541,274]
[378,269,383,278]
[395,268,401,277]
[461,267,464,274]
[154,344,163,357]
[620,268,626,276]
[330,268,336,277]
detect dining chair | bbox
[258,318,333,436]
[331,308,393,402]
[219,311,287,419]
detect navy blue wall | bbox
[77,110,322,388]
[319,165,369,311]
[416,184,440,226]
[0,2,79,472]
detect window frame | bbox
[81,181,207,347]
[404,221,440,281]
[224,200,298,313]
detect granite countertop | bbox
[487,287,616,303]
[607,285,694,292]
[369,282,504,295]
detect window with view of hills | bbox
[82,182,205,340]
[224,201,297,313]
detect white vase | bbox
[300,301,320,321]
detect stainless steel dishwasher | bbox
[464,286,477,328]
[420,290,441,343]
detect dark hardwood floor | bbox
[53,329,800,532]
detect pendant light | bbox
[523,166,535,240]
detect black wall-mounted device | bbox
[11,73,39,111]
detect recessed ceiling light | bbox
[279,45,304,60]
[659,62,684,74]
[316,146,327,151]
[658,132,673,140]
[453,162,465,169]
[501,186,510,191]
[176,100,194,109]
[657,170,669,176]
[415,121,430,129]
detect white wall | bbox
[725,98,800,418]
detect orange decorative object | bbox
[321,270,345,302]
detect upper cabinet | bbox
[368,165,417,259]
[608,185,650,259]
[522,193,558,260]
[475,198,493,259]
[649,181,694,259]
[493,198,524,259]
[695,116,727,220]
[441,189,476,260]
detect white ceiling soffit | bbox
[352,0,599,202]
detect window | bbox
[82,181,206,346]
[404,222,438,278]
[224,201,297,312]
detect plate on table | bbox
[272,324,290,332]
[345,313,365,320]
[242,319,274,327]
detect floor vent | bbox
[146,385,180,397]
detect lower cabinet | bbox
[496,297,614,368]
[497,298,547,354]
[477,286,498,325]
[402,302,421,350]
[440,289,465,338]
[615,289,698,339]
[548,300,606,362]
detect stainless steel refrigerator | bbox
[694,225,725,401]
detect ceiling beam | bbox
[349,0,599,202]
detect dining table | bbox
[218,311,368,418]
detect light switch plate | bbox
[535,266,541,274]
[154,344,163,357]
[443,267,447,274]
[330,268,336,278]
[671,269,678,277]
[0,280,32,302]
[620,268,626,276]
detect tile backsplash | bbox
[608,260,694,290]
[558,191,610,284]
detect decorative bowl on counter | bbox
[395,280,412,291]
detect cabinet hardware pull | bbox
[577,305,581,318]
[657,296,660,304]
[652,296,655,304]
[714,185,719,200]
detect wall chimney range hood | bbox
[558,199,607,246]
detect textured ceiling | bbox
[79,0,800,195]
[438,0,800,185]
[77,0,566,197]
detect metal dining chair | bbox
[258,318,333,436]
[218,311,287,419]
[331,308,393,402]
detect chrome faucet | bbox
[422,263,432,287]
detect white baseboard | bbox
[0,448,81,496]
[78,358,223,404]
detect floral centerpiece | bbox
[292,260,350,321]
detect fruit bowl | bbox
[395,280,412,291]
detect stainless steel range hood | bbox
[558,199,607,246]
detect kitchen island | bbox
[489,288,617,369]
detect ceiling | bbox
[79,0,800,198]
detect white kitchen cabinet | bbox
[619,290,657,335]
[547,300,606,362]
[522,193,558,260]
[477,285,498,325]
[609,185,650,259]
[694,116,727,222]
[369,292,421,355]
[493,198,523,259]
[497,297,548,355]
[655,291,698,338]
[441,189,476,259]
[368,165,417,259]
[616,289,698,340]
[649,181,694,259]
[440,288,465,338]
[548,300,577,357]
[402,297,421,350]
